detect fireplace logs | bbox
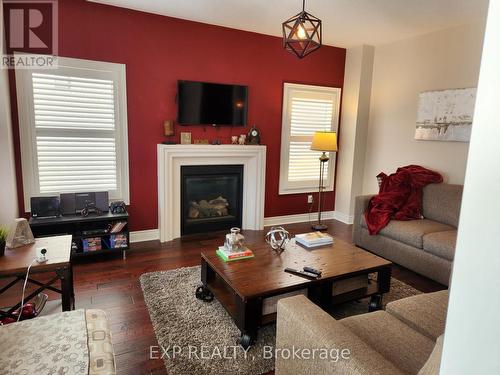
[188,196,229,219]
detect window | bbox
[15,56,129,210]
[279,83,341,194]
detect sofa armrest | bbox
[275,295,404,375]
[353,195,374,245]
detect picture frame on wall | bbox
[180,132,192,145]
[415,87,476,142]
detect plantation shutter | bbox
[288,97,333,181]
[32,73,118,193]
[15,56,129,210]
[279,83,340,194]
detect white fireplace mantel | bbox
[157,144,267,242]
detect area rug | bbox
[140,266,421,375]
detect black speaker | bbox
[95,191,109,212]
[31,196,60,218]
[75,192,95,212]
[60,193,76,216]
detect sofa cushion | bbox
[418,335,444,375]
[362,218,455,248]
[423,230,457,261]
[423,184,463,227]
[386,290,449,341]
[340,311,435,374]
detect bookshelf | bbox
[29,212,130,259]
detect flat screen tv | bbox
[177,80,248,126]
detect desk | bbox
[0,235,74,319]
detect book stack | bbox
[295,231,334,249]
[216,246,254,262]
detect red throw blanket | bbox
[365,165,443,235]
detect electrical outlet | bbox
[307,195,314,204]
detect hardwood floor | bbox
[0,219,446,375]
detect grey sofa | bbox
[275,290,449,374]
[353,183,463,286]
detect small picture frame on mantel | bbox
[180,132,192,145]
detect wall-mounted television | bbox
[177,80,248,126]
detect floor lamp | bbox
[310,131,338,231]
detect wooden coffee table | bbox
[198,237,392,348]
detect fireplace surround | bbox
[157,144,266,242]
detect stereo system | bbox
[31,191,110,218]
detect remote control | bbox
[284,267,321,279]
[303,266,322,276]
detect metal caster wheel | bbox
[369,294,383,312]
[195,285,214,302]
[239,334,252,349]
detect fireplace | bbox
[181,165,244,235]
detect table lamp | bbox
[310,131,338,231]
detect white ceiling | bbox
[88,0,488,48]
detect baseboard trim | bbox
[264,211,335,227]
[130,229,160,243]
[130,210,351,243]
[332,211,354,225]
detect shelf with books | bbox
[30,212,129,259]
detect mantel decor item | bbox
[247,124,261,145]
[310,131,337,231]
[282,0,322,59]
[180,132,192,145]
[5,218,35,249]
[162,120,176,144]
[265,226,291,253]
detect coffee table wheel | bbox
[239,334,252,349]
[195,285,214,302]
[369,294,383,312]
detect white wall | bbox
[0,59,18,227]
[441,1,500,373]
[362,23,485,194]
[335,45,374,222]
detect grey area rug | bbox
[140,266,421,375]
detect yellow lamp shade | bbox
[310,131,338,152]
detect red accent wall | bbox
[10,0,346,231]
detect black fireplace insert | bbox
[181,165,243,235]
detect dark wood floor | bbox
[0,219,445,375]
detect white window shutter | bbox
[279,83,340,195]
[33,73,118,193]
[15,56,129,210]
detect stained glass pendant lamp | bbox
[282,0,322,59]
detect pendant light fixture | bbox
[282,0,322,59]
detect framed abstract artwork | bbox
[415,87,476,142]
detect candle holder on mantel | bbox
[162,120,177,144]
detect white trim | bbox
[332,211,354,224]
[130,229,159,243]
[264,210,353,226]
[158,144,266,242]
[264,211,336,226]
[15,55,130,211]
[279,83,341,195]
